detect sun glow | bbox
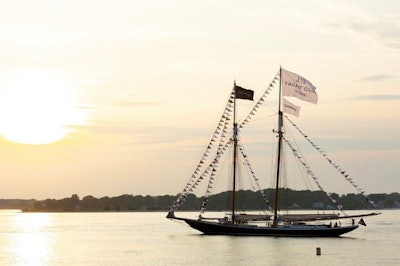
[10,213,53,265]
[0,70,86,145]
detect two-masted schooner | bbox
[167,68,379,237]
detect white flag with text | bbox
[281,68,318,104]
[283,98,301,117]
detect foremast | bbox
[231,82,255,224]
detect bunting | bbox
[283,136,344,211]
[284,115,376,208]
[239,71,278,128]
[170,91,235,212]
[170,70,377,218]
[238,143,272,210]
[170,71,281,214]
[171,72,281,213]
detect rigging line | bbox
[184,103,233,204]
[200,142,234,215]
[237,141,273,210]
[171,73,276,211]
[240,113,278,125]
[171,131,230,211]
[282,135,346,213]
[200,138,233,213]
[278,140,287,188]
[292,148,315,190]
[236,156,244,198]
[284,125,315,190]
[204,76,277,213]
[200,139,234,214]
[237,72,279,128]
[284,115,376,208]
[270,128,277,189]
[171,73,279,212]
[178,111,230,189]
[170,91,235,211]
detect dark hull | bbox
[182,218,358,237]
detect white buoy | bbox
[316,247,321,255]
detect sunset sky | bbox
[0,0,399,199]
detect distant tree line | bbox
[0,189,399,212]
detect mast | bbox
[231,82,238,224]
[273,67,283,224]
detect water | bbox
[0,210,399,265]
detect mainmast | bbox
[231,82,238,224]
[273,67,284,224]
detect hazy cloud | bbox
[69,121,208,146]
[113,101,164,107]
[352,16,400,49]
[314,137,400,152]
[355,74,395,82]
[79,79,105,85]
[67,123,135,135]
[123,126,209,147]
[320,5,400,50]
[352,94,400,101]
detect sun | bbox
[0,69,86,145]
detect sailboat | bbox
[167,68,380,237]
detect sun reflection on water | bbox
[9,213,53,265]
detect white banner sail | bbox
[281,68,318,104]
[283,98,301,117]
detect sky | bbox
[0,0,399,200]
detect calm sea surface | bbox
[0,209,399,265]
